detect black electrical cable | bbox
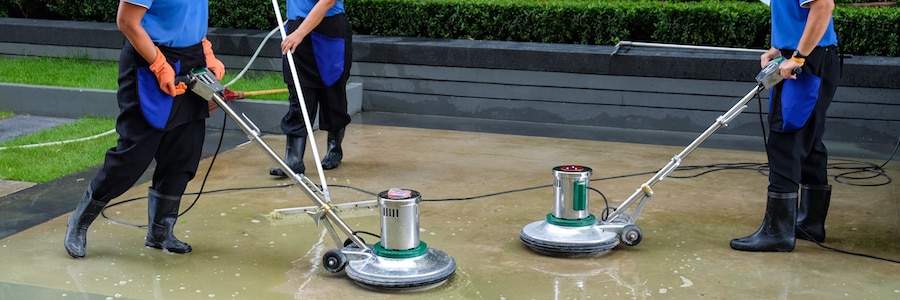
[756,89,768,150]
[797,227,900,264]
[353,231,380,240]
[100,111,229,227]
[830,135,899,186]
[178,113,228,216]
[421,184,550,202]
[588,186,615,221]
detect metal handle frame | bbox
[207,91,369,250]
[604,84,766,223]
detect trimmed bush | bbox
[47,0,118,22]
[1,0,897,56]
[208,0,285,30]
[650,2,771,48]
[834,5,900,56]
[348,0,899,56]
[0,0,60,19]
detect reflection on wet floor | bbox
[0,124,897,299]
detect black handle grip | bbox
[792,67,803,75]
[174,74,192,86]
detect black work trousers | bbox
[89,42,208,202]
[766,46,840,193]
[280,15,352,136]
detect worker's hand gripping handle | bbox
[755,56,802,89]
[173,67,226,102]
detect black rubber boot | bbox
[270,135,306,177]
[796,184,832,243]
[321,129,345,170]
[64,190,107,258]
[145,188,192,254]
[730,191,797,252]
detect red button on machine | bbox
[560,165,585,172]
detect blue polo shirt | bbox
[124,0,208,48]
[287,0,344,19]
[771,0,838,50]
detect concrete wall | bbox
[1,18,898,151]
[347,36,899,148]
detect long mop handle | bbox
[606,84,766,222]
[270,0,332,203]
[238,88,288,97]
[269,0,368,250]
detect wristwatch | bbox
[791,50,808,64]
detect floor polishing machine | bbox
[177,67,455,291]
[521,57,801,257]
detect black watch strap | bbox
[793,50,808,59]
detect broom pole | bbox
[239,88,288,97]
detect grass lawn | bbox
[0,56,291,183]
[0,56,290,100]
[0,117,117,183]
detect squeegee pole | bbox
[270,0,332,203]
[606,85,766,221]
[268,0,367,250]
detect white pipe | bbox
[612,41,766,56]
[270,0,332,203]
[0,129,116,151]
[222,26,281,88]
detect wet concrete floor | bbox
[0,123,897,299]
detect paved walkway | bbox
[0,179,34,197]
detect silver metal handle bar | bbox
[209,92,369,250]
[612,41,767,56]
[605,84,766,222]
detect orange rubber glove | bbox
[148,47,187,97]
[202,38,225,81]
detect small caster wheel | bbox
[621,224,643,246]
[323,249,347,273]
[343,236,366,248]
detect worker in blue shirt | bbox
[64,0,225,258]
[731,0,840,252]
[269,0,353,177]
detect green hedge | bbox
[208,0,285,31]
[348,0,898,56]
[1,0,897,57]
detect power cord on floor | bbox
[100,112,230,227]
[830,135,899,186]
[797,227,900,264]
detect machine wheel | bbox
[323,249,348,273]
[621,225,643,246]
